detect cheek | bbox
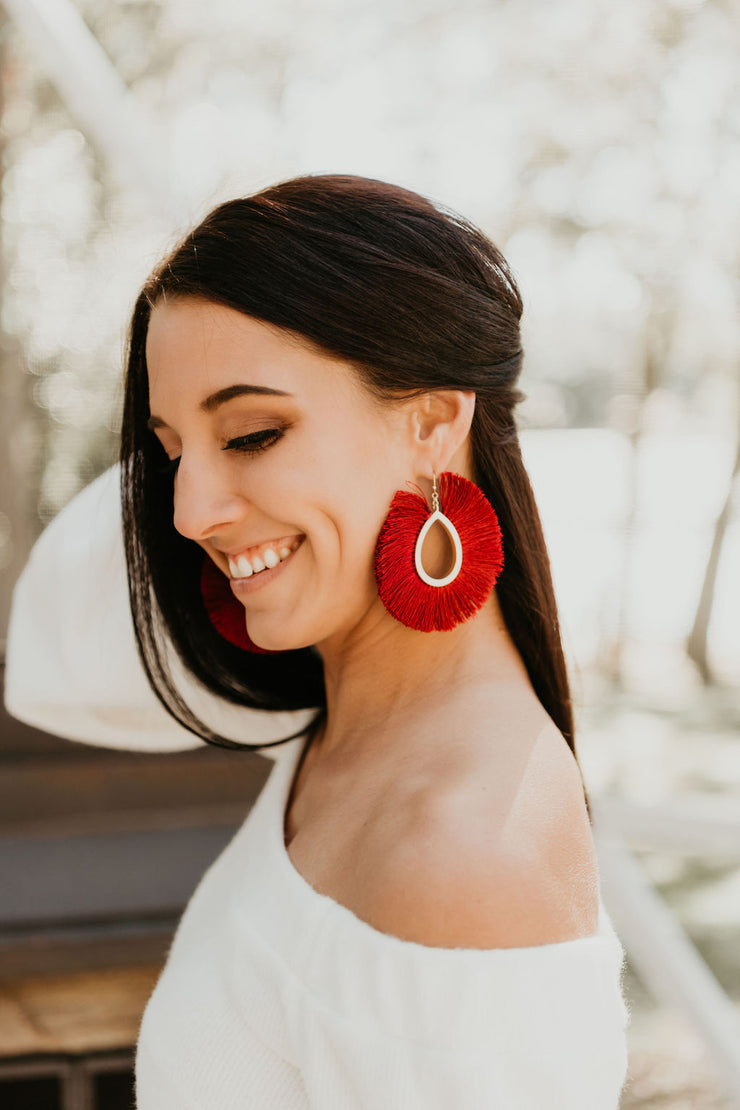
[251,428,393,564]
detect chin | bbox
[247,625,315,654]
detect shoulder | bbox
[365,720,601,949]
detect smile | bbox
[228,535,305,596]
[226,534,304,578]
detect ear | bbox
[409,390,476,472]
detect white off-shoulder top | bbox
[132,729,630,1109]
[4,465,631,1107]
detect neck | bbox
[311,590,532,761]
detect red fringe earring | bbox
[200,555,281,654]
[373,470,504,632]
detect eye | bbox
[154,451,181,476]
[153,441,181,472]
[149,430,180,476]
[224,428,284,455]
[152,428,284,477]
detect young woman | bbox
[5,173,630,1107]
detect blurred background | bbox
[0,0,738,1106]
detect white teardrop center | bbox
[414,509,463,587]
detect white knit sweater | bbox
[4,466,631,1107]
[133,733,630,1108]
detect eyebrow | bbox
[146,384,292,431]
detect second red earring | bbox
[200,555,281,653]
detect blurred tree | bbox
[0,18,43,648]
[688,432,740,684]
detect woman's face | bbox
[145,295,417,652]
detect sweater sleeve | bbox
[290,921,631,1109]
[3,464,315,757]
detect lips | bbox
[228,535,303,597]
[226,535,305,578]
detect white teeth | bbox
[227,536,303,577]
[236,555,253,577]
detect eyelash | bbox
[154,429,284,475]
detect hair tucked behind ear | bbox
[120,172,592,820]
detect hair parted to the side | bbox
[119,172,592,820]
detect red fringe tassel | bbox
[373,471,504,632]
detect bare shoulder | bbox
[365,719,601,950]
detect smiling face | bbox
[145,295,417,652]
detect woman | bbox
[5,173,630,1107]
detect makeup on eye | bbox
[151,427,285,475]
[223,428,284,454]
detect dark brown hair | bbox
[119,173,591,819]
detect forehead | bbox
[145,295,346,402]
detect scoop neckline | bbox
[271,730,614,958]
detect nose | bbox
[171,454,244,545]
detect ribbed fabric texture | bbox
[134,736,631,1109]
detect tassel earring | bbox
[373,469,504,632]
[200,555,281,653]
